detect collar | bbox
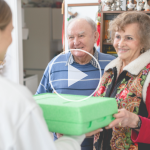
[66,48,99,69]
[105,49,150,76]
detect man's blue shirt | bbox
[36,51,115,95]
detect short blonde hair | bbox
[0,0,12,31]
[109,11,150,50]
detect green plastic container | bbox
[33,93,118,135]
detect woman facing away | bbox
[93,11,150,150]
[0,0,101,150]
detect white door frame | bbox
[4,0,23,84]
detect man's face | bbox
[67,19,98,59]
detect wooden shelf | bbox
[101,11,124,14]
[100,11,150,53]
[133,11,150,13]
[103,42,113,45]
[101,11,150,14]
[68,3,99,7]
[107,51,117,54]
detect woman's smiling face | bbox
[113,23,142,65]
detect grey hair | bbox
[67,16,97,32]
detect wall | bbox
[3,0,23,84]
[67,6,99,23]
[23,7,63,85]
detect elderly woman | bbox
[93,11,150,150]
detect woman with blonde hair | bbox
[0,1,101,149]
[94,11,150,150]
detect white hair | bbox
[67,16,97,32]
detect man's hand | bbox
[85,128,103,137]
[56,133,63,138]
[56,128,103,138]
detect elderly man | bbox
[36,17,115,150]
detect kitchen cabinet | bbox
[52,8,63,40]
[23,8,63,84]
[24,74,38,94]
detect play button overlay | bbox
[49,49,101,102]
[68,64,88,87]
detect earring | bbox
[0,60,6,70]
[140,48,145,54]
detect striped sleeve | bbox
[36,63,52,94]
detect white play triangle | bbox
[68,64,88,87]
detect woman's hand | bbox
[105,108,139,129]
[85,128,103,137]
